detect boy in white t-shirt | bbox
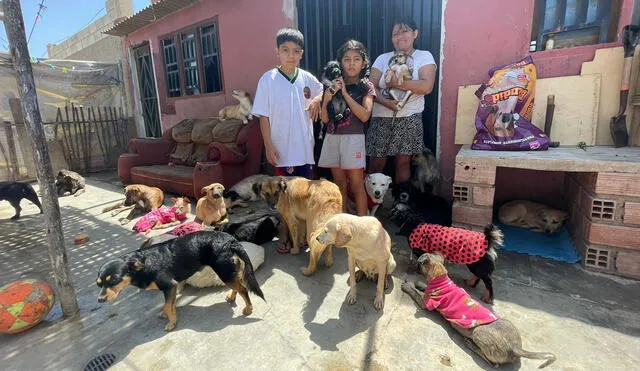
[252,28,323,179]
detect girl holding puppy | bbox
[319,40,376,216]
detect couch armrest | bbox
[118,153,141,184]
[129,138,175,165]
[208,143,247,165]
[193,161,225,194]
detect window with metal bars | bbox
[160,19,223,98]
[531,0,621,51]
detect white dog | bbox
[364,173,392,216]
[316,213,396,310]
[218,90,253,124]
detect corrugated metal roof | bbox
[103,0,201,36]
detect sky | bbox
[0,0,149,58]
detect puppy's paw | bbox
[10,215,19,220]
[481,294,494,305]
[346,290,357,305]
[225,292,237,303]
[119,218,130,225]
[242,306,253,316]
[110,210,120,217]
[157,310,167,319]
[301,267,314,276]
[324,255,333,267]
[374,294,384,310]
[164,321,176,331]
[401,282,414,294]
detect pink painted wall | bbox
[125,0,293,131]
[439,0,634,202]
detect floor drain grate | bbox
[84,353,116,371]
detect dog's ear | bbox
[417,253,430,266]
[560,211,569,222]
[432,252,446,264]
[126,257,145,272]
[335,223,352,246]
[171,197,177,204]
[183,197,191,205]
[278,179,287,192]
[201,187,209,196]
[252,182,262,195]
[386,175,393,184]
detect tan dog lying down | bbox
[316,213,396,310]
[254,176,342,276]
[102,184,164,225]
[498,200,568,235]
[402,253,556,368]
[196,183,229,227]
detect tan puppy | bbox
[218,90,253,124]
[316,213,396,310]
[196,183,229,227]
[401,253,556,368]
[102,184,164,225]
[498,200,568,235]
[254,176,342,276]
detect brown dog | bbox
[102,184,164,225]
[316,213,396,310]
[254,176,342,276]
[196,183,229,227]
[402,252,556,368]
[498,200,568,235]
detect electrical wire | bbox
[27,0,47,44]
[52,6,105,45]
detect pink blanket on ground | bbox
[169,221,205,236]
[423,276,499,329]
[409,223,488,264]
[133,206,187,232]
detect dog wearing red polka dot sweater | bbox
[407,223,503,304]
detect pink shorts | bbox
[318,134,366,169]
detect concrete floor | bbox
[1,173,639,371]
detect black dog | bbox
[390,182,502,303]
[321,60,350,126]
[55,169,85,197]
[96,231,265,331]
[222,208,281,245]
[0,182,43,220]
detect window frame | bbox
[531,0,621,52]
[159,16,224,100]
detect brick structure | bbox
[453,145,640,279]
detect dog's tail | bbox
[513,347,556,369]
[236,244,265,301]
[23,184,43,212]
[483,224,503,262]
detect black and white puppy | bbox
[319,60,350,139]
[223,174,270,209]
[0,182,43,220]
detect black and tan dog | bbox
[96,231,265,331]
[0,181,43,220]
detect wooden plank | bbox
[455,74,600,145]
[455,145,640,174]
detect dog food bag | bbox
[472,56,550,151]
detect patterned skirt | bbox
[365,113,424,157]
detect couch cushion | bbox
[130,165,194,197]
[170,142,194,165]
[172,119,195,143]
[211,120,243,143]
[189,143,209,165]
[191,118,220,144]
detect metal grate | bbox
[84,354,116,371]
[453,185,470,202]
[585,246,610,269]
[591,199,615,220]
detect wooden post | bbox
[2,0,79,317]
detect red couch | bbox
[117,120,264,198]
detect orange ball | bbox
[0,279,55,334]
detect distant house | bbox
[105,0,295,137]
